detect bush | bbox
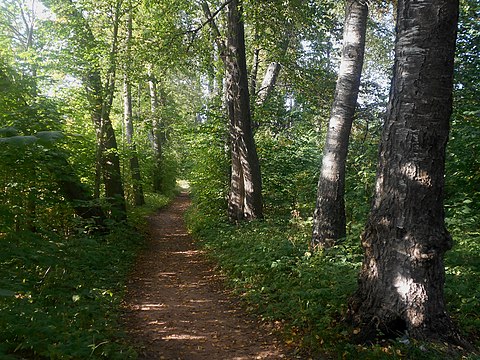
[0,228,142,359]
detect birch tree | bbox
[311,0,368,249]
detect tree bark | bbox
[348,0,463,345]
[311,0,368,249]
[87,63,126,220]
[225,0,263,221]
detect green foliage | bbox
[256,128,320,218]
[445,233,480,342]
[0,229,141,359]
[0,0,478,358]
[345,118,381,230]
[187,204,479,359]
[0,133,74,233]
[183,107,229,219]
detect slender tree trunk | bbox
[101,113,127,219]
[348,0,464,345]
[101,1,126,220]
[311,0,368,249]
[124,76,145,206]
[123,6,145,206]
[249,47,260,102]
[148,73,163,193]
[255,61,282,106]
[226,0,263,221]
[201,1,226,101]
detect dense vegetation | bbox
[0,0,478,359]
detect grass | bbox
[186,206,480,359]
[0,192,172,359]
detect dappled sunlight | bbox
[124,195,286,359]
[393,272,427,328]
[400,161,433,187]
[164,334,208,341]
[171,249,204,256]
[133,303,166,311]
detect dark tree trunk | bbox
[102,0,126,219]
[348,0,463,345]
[101,112,127,219]
[311,0,368,249]
[89,92,126,219]
[225,0,263,221]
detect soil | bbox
[123,193,290,360]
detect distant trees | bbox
[348,0,463,343]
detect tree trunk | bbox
[58,0,126,220]
[311,0,368,249]
[255,61,282,106]
[101,112,127,219]
[99,1,126,220]
[124,75,145,206]
[249,47,260,102]
[225,0,263,221]
[148,73,164,193]
[253,34,290,112]
[348,0,463,345]
[123,6,145,206]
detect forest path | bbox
[123,193,289,360]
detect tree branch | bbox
[184,0,229,57]
[197,0,230,33]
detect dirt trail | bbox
[123,193,289,360]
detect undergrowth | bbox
[0,192,171,359]
[186,206,480,359]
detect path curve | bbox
[123,193,289,359]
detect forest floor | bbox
[122,193,290,360]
